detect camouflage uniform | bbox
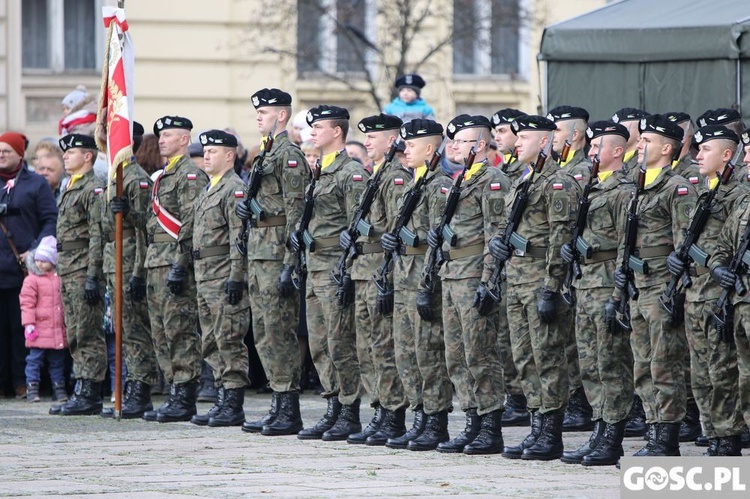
[574,172,633,423]
[621,150,638,177]
[672,155,702,185]
[504,162,581,413]
[57,170,106,381]
[145,155,207,384]
[245,132,308,392]
[305,152,366,405]
[193,172,249,389]
[102,161,158,385]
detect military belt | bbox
[310,236,339,251]
[355,242,382,255]
[583,250,617,264]
[400,244,427,256]
[107,229,135,242]
[256,215,287,228]
[57,239,88,252]
[192,245,230,260]
[441,243,484,262]
[149,232,175,244]
[688,265,710,277]
[637,245,674,259]
[512,246,547,259]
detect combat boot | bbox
[322,400,362,441]
[646,422,680,456]
[208,387,245,427]
[26,382,41,403]
[242,392,278,433]
[716,435,742,456]
[694,434,709,447]
[366,407,407,446]
[502,410,542,459]
[144,383,174,421]
[562,387,594,432]
[386,406,426,449]
[634,424,658,456]
[52,381,68,403]
[298,396,341,440]
[60,379,103,416]
[122,381,153,419]
[582,420,626,466]
[156,382,198,423]
[347,403,384,444]
[502,393,530,427]
[436,409,480,454]
[561,420,604,464]
[522,409,564,460]
[624,396,647,437]
[679,400,701,442]
[463,410,504,455]
[197,361,217,403]
[100,380,133,418]
[704,438,719,456]
[262,391,304,436]
[408,411,449,451]
[191,386,225,426]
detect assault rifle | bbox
[291,154,321,290]
[562,139,602,306]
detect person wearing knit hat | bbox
[383,73,435,124]
[58,85,97,136]
[34,235,58,266]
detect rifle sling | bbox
[441,243,484,262]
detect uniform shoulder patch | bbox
[677,187,689,196]
[552,183,564,190]
[394,178,404,185]
[187,173,197,180]
[490,182,502,191]
[234,190,244,198]
[139,181,149,189]
[287,160,298,168]
[94,187,103,195]
[441,186,449,194]
[688,176,699,184]
[352,174,363,182]
[574,174,583,181]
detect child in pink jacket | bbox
[20,236,68,402]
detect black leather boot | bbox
[191,386,225,426]
[648,422,680,456]
[716,435,742,456]
[61,379,103,416]
[262,391,304,436]
[101,380,133,418]
[366,407,407,446]
[624,396,647,437]
[347,403,384,444]
[122,381,154,419]
[679,400,701,442]
[144,383,174,421]
[561,420,605,464]
[156,382,198,423]
[502,393,530,427]
[208,387,245,427]
[522,409,565,460]
[463,410,504,455]
[436,409,480,454]
[634,423,658,456]
[563,388,594,432]
[408,411,449,451]
[242,392,278,433]
[695,434,709,446]
[386,406,426,449]
[582,420,626,466]
[298,396,341,440]
[704,438,719,456]
[502,410,542,459]
[322,400,362,441]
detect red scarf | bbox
[0,161,22,182]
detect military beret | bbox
[395,73,425,90]
[446,114,491,140]
[692,125,739,149]
[306,105,349,126]
[546,105,589,123]
[586,120,630,142]
[491,108,524,127]
[638,114,684,142]
[395,140,406,153]
[742,127,750,146]
[133,121,144,137]
[358,113,403,133]
[612,107,650,124]
[153,115,193,136]
[400,119,443,139]
[697,108,742,128]
[664,111,691,125]
[510,114,556,135]
[251,88,292,109]
[187,142,204,157]
[59,134,97,151]
[199,129,238,148]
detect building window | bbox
[22,0,102,72]
[453,0,520,76]
[297,0,376,75]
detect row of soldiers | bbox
[51,88,750,467]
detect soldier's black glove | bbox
[166,264,187,296]
[489,236,511,263]
[560,242,575,264]
[278,264,295,298]
[666,251,686,277]
[711,266,736,290]
[416,290,434,321]
[110,196,130,217]
[537,289,558,324]
[380,232,400,253]
[604,297,618,333]
[376,284,394,316]
[426,228,440,250]
[235,199,250,221]
[336,273,354,308]
[225,280,244,305]
[288,230,302,253]
[472,282,496,316]
[613,267,628,290]
[339,229,354,250]
[128,275,147,302]
[83,276,100,305]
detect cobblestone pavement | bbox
[0,392,734,498]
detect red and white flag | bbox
[95,6,135,178]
